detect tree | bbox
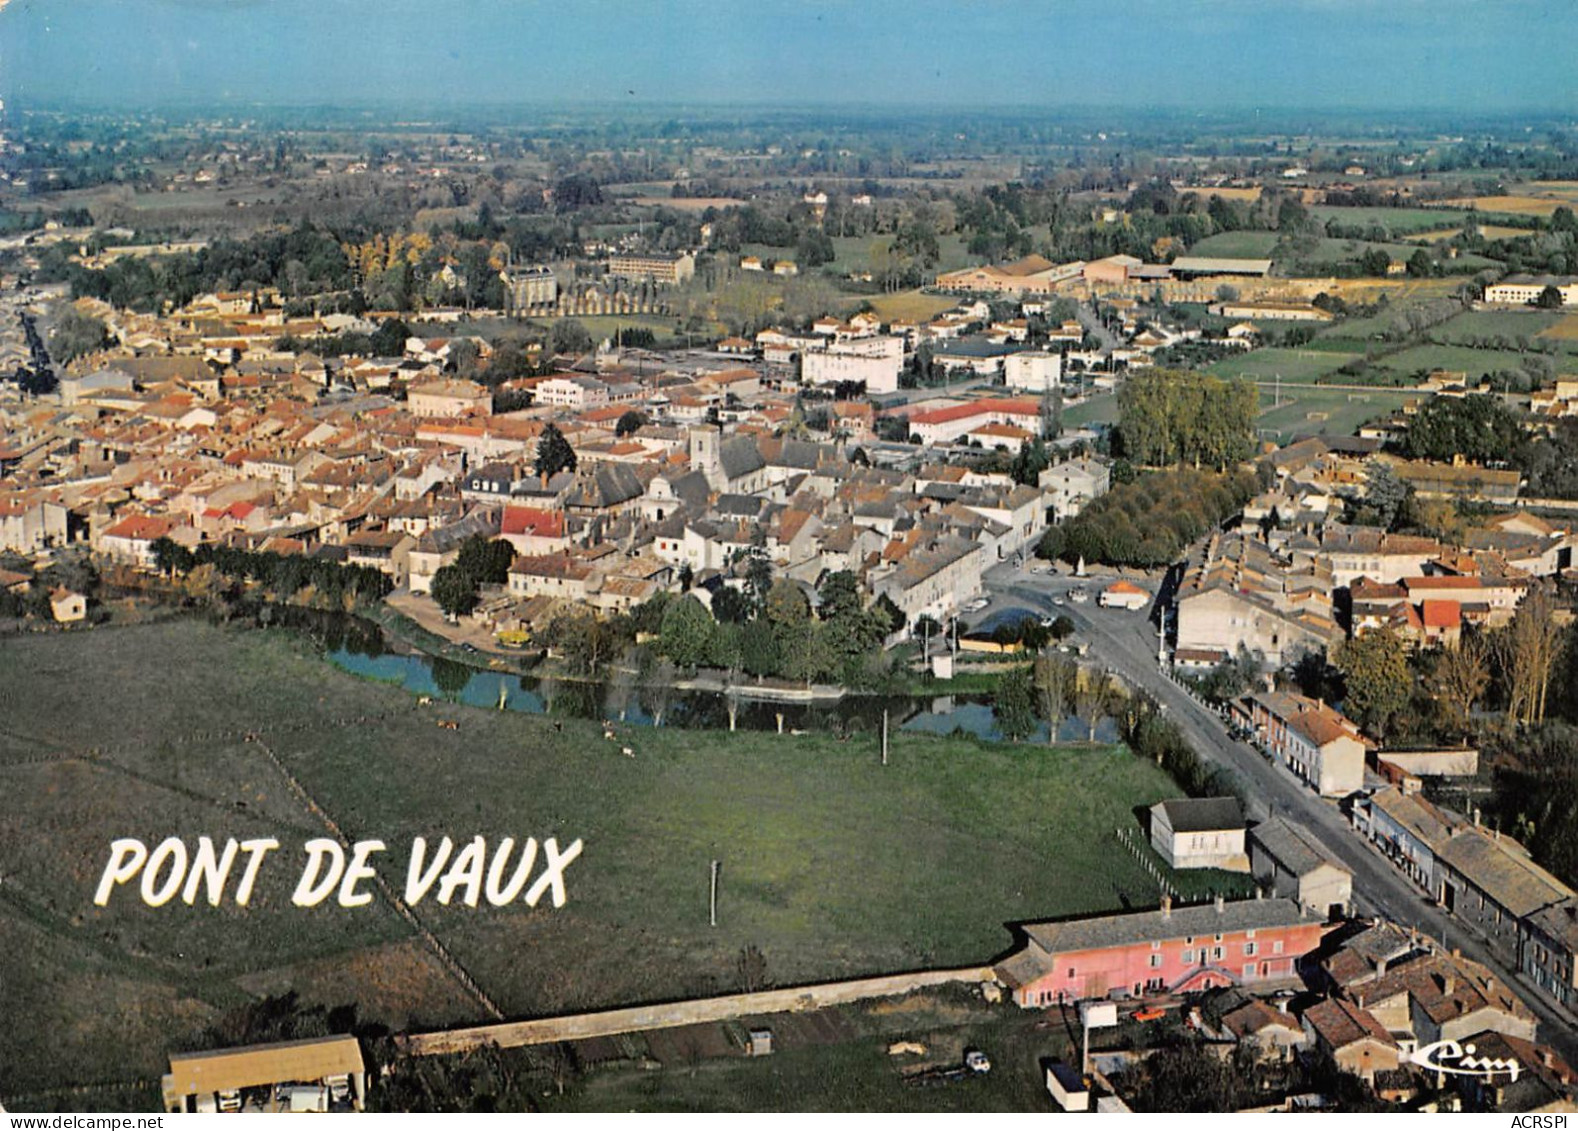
[370,317,410,357]
[1115,369,1258,470]
[739,617,779,680]
[49,307,109,363]
[615,409,649,438]
[150,535,194,578]
[1032,653,1077,745]
[1074,666,1120,741]
[1335,628,1412,738]
[534,422,577,478]
[1403,394,1526,466]
[817,570,863,621]
[736,944,771,992]
[711,585,752,625]
[430,564,478,620]
[1428,632,1490,737]
[1009,438,1051,486]
[1494,586,1566,726]
[1536,284,1566,310]
[1364,462,1408,530]
[994,665,1037,741]
[872,592,905,636]
[456,536,514,586]
[547,318,593,356]
[744,555,773,614]
[1358,247,1392,276]
[446,338,481,377]
[764,579,811,627]
[659,594,715,670]
[545,606,624,676]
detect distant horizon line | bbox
[4,94,1576,127]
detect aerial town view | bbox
[3,0,1578,1117]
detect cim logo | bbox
[1404,1038,1521,1082]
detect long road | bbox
[983,560,1578,1063]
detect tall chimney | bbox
[1215,894,1226,915]
[1161,896,1172,920]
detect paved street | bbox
[984,559,1578,1060]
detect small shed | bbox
[746,1029,774,1057]
[1045,1060,1090,1112]
[49,586,87,623]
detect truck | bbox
[902,1050,991,1086]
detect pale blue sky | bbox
[1,0,1574,113]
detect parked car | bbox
[964,597,990,612]
[1070,588,1090,604]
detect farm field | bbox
[1279,237,1499,273]
[865,289,959,324]
[1429,309,1565,345]
[0,619,1222,1100]
[1183,231,1279,258]
[1440,195,1567,217]
[1174,185,1262,202]
[1315,278,1462,304]
[1308,206,1469,236]
[1540,314,1578,342]
[1369,343,1576,380]
[1205,347,1363,383]
[1413,225,1531,243]
[737,234,977,280]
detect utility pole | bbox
[709,859,720,927]
[881,709,889,766]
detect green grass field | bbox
[1060,392,1119,428]
[0,619,1230,1099]
[1308,205,1471,237]
[1205,347,1364,383]
[1184,231,1280,258]
[1428,309,1578,355]
[1253,386,1411,442]
[1429,309,1563,341]
[1371,343,1578,379]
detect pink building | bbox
[996,897,1331,1007]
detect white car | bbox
[964,597,990,612]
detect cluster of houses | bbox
[2,285,1130,641]
[1354,787,1578,1016]
[1174,433,1575,679]
[996,789,1574,1112]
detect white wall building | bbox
[1004,350,1062,393]
[801,335,904,395]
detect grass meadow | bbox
[0,619,1228,1100]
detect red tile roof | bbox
[1421,599,1462,631]
[104,515,175,541]
[500,507,564,538]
